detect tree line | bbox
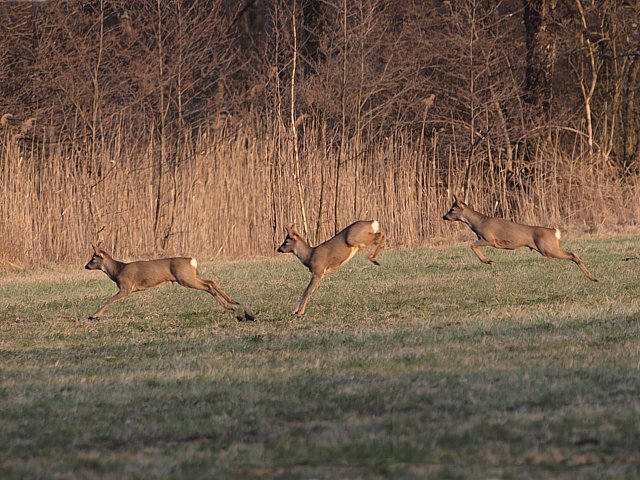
[0,0,639,264]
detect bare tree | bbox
[523,0,557,127]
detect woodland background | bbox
[0,0,639,264]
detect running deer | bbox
[84,244,255,320]
[442,195,597,281]
[277,220,385,317]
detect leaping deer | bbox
[277,220,385,317]
[84,244,256,321]
[442,195,597,281]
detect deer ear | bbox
[92,240,103,251]
[453,194,466,207]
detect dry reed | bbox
[1,118,638,266]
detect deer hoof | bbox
[371,259,381,266]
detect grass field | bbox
[1,236,639,479]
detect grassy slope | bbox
[0,237,639,479]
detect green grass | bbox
[1,236,639,479]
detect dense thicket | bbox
[1,0,639,264]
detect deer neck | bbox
[293,239,315,269]
[461,207,487,230]
[101,254,126,282]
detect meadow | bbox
[1,236,639,479]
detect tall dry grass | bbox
[1,117,639,266]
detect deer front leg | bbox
[368,233,386,266]
[293,274,321,317]
[471,239,494,265]
[88,289,130,320]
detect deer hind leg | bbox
[293,274,321,317]
[540,247,598,282]
[569,253,597,281]
[368,233,386,266]
[89,289,130,320]
[205,279,242,309]
[176,273,238,310]
[471,239,494,265]
[205,279,257,321]
[178,274,255,320]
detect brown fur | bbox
[277,221,385,316]
[442,195,597,281]
[84,245,255,320]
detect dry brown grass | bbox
[1,119,639,265]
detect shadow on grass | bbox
[2,319,640,478]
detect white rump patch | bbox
[555,229,561,240]
[190,258,198,269]
[371,220,380,233]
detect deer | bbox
[442,194,597,281]
[277,220,385,317]
[84,244,256,321]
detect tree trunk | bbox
[523,0,556,125]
